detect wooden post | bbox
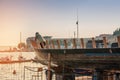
[48,53,51,80]
[40,42,45,49]
[80,38,85,48]
[96,69,104,80]
[92,37,96,48]
[103,37,107,48]
[41,70,43,80]
[64,39,68,49]
[108,72,114,80]
[46,40,49,49]
[56,40,60,49]
[103,71,108,80]
[117,36,120,48]
[72,38,77,48]
[51,40,55,49]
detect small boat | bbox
[31,32,120,69]
[18,54,26,61]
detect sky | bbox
[0,0,120,46]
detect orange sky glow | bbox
[0,0,120,46]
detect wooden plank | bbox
[80,38,85,48]
[56,40,60,49]
[72,39,77,48]
[92,37,96,48]
[51,40,55,49]
[117,36,120,48]
[0,60,32,64]
[48,53,51,80]
[103,37,107,48]
[30,40,38,48]
[64,39,68,49]
[40,42,46,49]
[46,40,49,49]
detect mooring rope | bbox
[24,66,43,72]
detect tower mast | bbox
[76,9,79,40]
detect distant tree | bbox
[113,28,120,36]
[13,47,17,51]
[18,42,26,50]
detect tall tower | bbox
[76,9,79,40]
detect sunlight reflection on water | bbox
[0,52,50,80]
[0,52,91,80]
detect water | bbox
[0,52,52,80]
[0,52,92,80]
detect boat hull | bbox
[34,48,120,69]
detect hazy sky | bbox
[0,0,120,46]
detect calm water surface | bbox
[0,52,91,80]
[0,52,52,80]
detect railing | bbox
[40,36,120,49]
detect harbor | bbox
[1,34,120,80]
[1,0,120,80]
[0,31,120,80]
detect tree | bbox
[113,28,120,36]
[18,42,26,50]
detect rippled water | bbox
[0,52,92,80]
[0,52,53,80]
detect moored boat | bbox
[31,32,120,69]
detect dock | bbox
[0,59,32,64]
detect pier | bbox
[0,59,32,64]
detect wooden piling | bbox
[46,40,49,49]
[92,37,96,48]
[108,72,114,80]
[64,39,68,49]
[56,40,60,49]
[51,40,55,49]
[72,38,77,48]
[103,71,108,80]
[40,42,45,48]
[80,38,85,48]
[117,36,120,48]
[48,53,51,80]
[103,37,107,48]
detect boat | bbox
[31,32,120,69]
